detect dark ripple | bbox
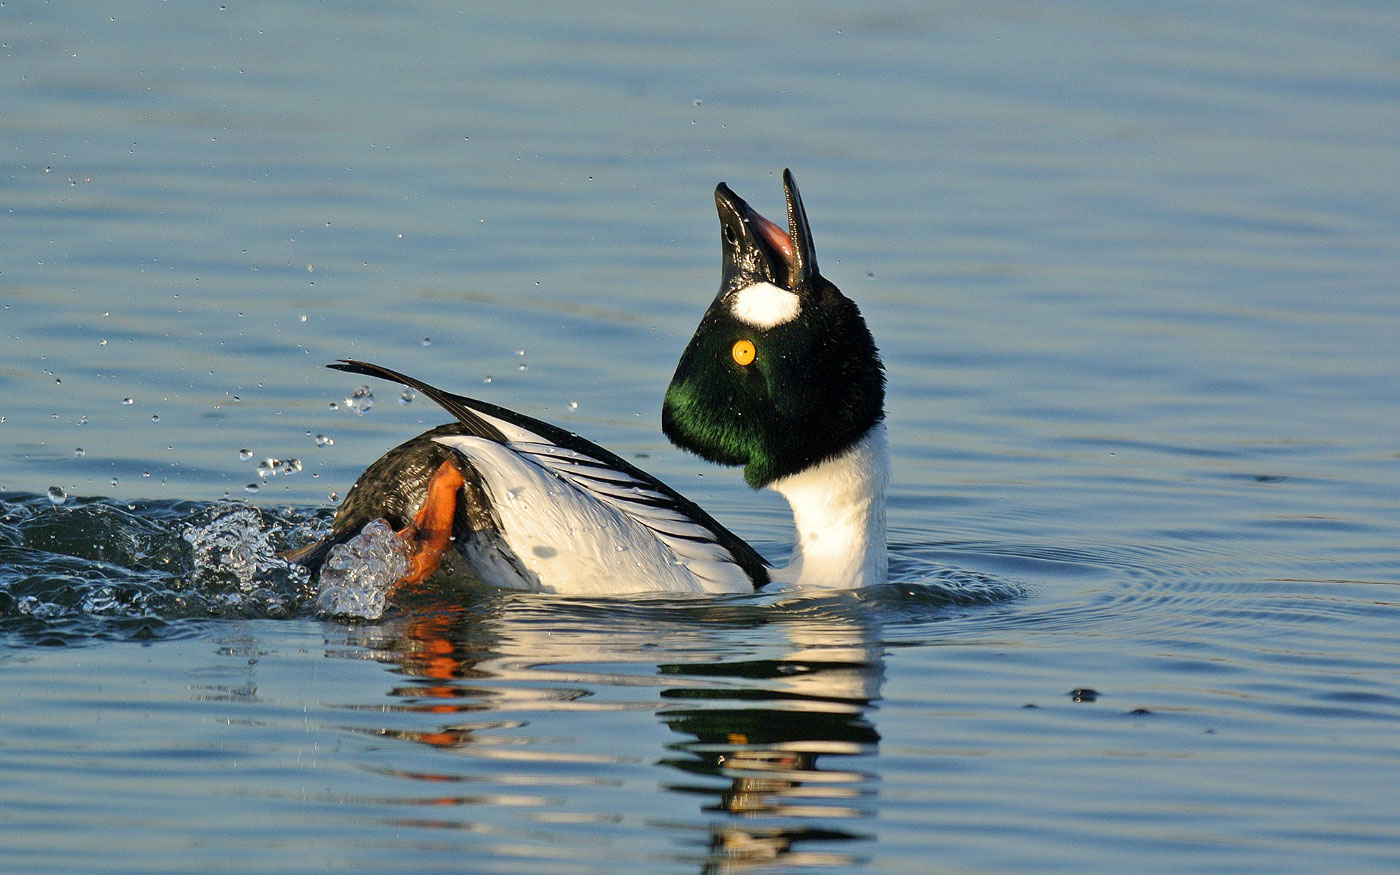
[0,492,328,645]
[1,491,1023,647]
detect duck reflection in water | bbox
[658,625,883,871]
[337,597,885,873]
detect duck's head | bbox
[662,170,885,489]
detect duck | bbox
[286,170,888,595]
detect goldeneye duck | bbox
[287,170,887,594]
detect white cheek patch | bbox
[731,282,801,329]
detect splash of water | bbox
[314,519,409,620]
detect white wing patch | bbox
[731,281,801,329]
[433,435,755,595]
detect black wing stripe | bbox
[329,360,508,443]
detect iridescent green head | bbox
[663,170,885,489]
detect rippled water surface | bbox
[3,2,1398,872]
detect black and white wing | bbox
[329,361,769,593]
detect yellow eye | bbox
[731,339,756,366]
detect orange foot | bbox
[394,460,466,587]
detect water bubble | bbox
[399,389,416,405]
[314,434,334,447]
[344,386,373,415]
[244,483,260,494]
[121,397,134,405]
[47,486,68,505]
[73,447,85,458]
[238,448,253,461]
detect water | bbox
[2,1,1398,872]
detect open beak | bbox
[714,169,819,293]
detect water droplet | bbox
[516,349,526,356]
[328,402,339,411]
[54,377,61,385]
[314,434,334,447]
[73,448,85,458]
[482,375,493,384]
[47,486,67,505]
[518,363,528,371]
[244,482,260,494]
[568,401,579,410]
[299,313,308,322]
[121,397,134,405]
[421,336,431,347]
[345,386,373,415]
[238,448,253,461]
[110,477,119,488]
[328,491,340,503]
[399,389,416,405]
[150,414,160,423]
[99,338,108,346]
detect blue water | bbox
[3,2,1399,872]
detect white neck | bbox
[767,423,889,589]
